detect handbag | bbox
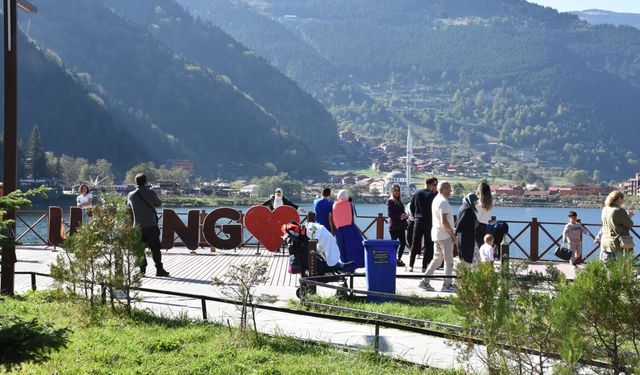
[617,234,635,249]
[554,242,572,261]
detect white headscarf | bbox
[273,188,284,208]
[336,189,349,201]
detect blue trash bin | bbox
[363,239,399,303]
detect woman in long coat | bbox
[456,193,479,264]
[332,189,365,272]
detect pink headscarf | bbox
[332,189,353,229]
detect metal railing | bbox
[16,208,640,262]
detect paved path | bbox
[13,245,586,373]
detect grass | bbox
[0,290,462,374]
[291,294,463,327]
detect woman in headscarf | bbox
[387,184,408,267]
[456,193,479,264]
[262,188,304,212]
[332,189,365,272]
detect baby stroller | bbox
[281,222,349,299]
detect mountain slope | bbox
[0,31,155,171]
[101,0,339,154]
[21,0,322,177]
[178,0,640,178]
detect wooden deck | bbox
[14,245,583,297]
[157,247,300,288]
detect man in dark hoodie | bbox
[408,177,438,272]
[127,173,169,277]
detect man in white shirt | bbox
[419,181,455,292]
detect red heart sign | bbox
[244,205,300,252]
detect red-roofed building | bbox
[492,185,523,196]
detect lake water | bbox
[19,203,624,261]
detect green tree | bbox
[79,159,114,186]
[58,155,88,185]
[253,173,304,201]
[553,257,640,374]
[452,182,465,196]
[567,170,590,186]
[0,187,47,295]
[23,126,48,179]
[125,162,159,184]
[51,194,145,313]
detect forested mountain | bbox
[100,0,338,155]
[20,0,328,178]
[573,9,640,30]
[0,31,155,171]
[178,0,640,179]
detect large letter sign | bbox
[161,209,200,250]
[202,208,242,250]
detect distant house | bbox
[369,179,386,195]
[239,184,259,197]
[523,190,550,198]
[492,185,523,196]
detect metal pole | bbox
[201,299,208,321]
[1,0,18,296]
[374,321,380,354]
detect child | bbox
[562,211,595,266]
[479,234,495,263]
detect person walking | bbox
[600,190,635,262]
[456,193,479,264]
[409,177,438,272]
[562,211,595,266]
[127,173,169,277]
[475,182,493,249]
[332,189,365,272]
[314,188,334,234]
[76,183,94,223]
[419,181,456,292]
[387,184,408,267]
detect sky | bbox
[527,0,640,13]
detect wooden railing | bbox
[16,209,639,261]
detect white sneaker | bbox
[418,280,434,291]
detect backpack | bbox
[487,221,509,245]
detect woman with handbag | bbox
[600,190,635,262]
[76,184,93,223]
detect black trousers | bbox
[140,225,164,270]
[406,220,414,247]
[410,219,433,269]
[389,228,407,259]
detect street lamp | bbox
[1,0,37,295]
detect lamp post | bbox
[1,0,37,295]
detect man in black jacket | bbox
[408,177,438,272]
[127,173,169,277]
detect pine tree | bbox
[24,125,49,179]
